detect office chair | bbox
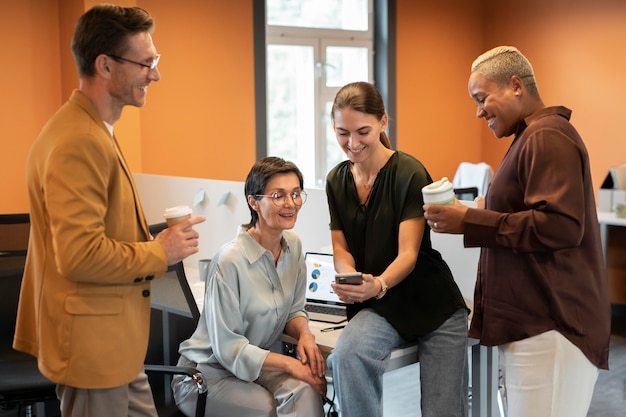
[453,186,479,201]
[452,162,493,197]
[0,214,59,417]
[144,222,207,417]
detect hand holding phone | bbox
[335,272,363,285]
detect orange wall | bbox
[396,0,626,189]
[1,1,63,213]
[396,0,484,182]
[480,0,626,199]
[139,0,256,181]
[2,0,626,213]
[1,0,256,214]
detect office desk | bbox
[598,211,626,258]
[288,320,420,373]
[598,211,626,304]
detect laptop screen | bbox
[304,252,343,304]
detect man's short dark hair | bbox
[71,4,154,77]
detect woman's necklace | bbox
[355,170,377,189]
[354,171,377,208]
[358,174,375,189]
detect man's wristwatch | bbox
[375,276,388,299]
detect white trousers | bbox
[498,330,598,417]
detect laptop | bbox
[303,252,348,323]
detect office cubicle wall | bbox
[134,174,478,301]
[134,174,333,268]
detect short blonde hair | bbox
[471,46,539,96]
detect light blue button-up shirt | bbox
[178,226,308,382]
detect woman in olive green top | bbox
[326,81,469,417]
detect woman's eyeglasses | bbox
[254,191,308,207]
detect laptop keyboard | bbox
[305,304,347,317]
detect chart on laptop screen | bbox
[304,252,341,303]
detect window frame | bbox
[254,0,396,186]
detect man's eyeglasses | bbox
[254,191,308,207]
[108,54,160,71]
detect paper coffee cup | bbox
[422,177,455,205]
[164,205,192,227]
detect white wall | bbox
[134,173,478,301]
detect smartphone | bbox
[335,272,363,285]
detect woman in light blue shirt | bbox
[172,157,326,417]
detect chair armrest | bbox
[454,187,479,200]
[144,365,207,394]
[145,365,200,377]
[144,364,207,417]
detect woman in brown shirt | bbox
[424,46,610,417]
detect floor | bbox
[383,311,626,417]
[2,318,625,417]
[381,333,626,417]
[586,310,626,417]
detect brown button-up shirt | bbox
[465,106,610,369]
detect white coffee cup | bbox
[422,177,455,205]
[163,205,192,227]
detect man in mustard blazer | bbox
[13,5,205,416]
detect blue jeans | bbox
[328,308,468,417]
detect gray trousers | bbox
[172,356,324,417]
[56,371,158,417]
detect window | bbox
[266,0,374,188]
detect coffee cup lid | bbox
[163,205,192,219]
[421,177,453,194]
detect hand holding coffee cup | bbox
[422,177,459,233]
[163,205,193,227]
[156,206,205,265]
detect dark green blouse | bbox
[326,151,467,341]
